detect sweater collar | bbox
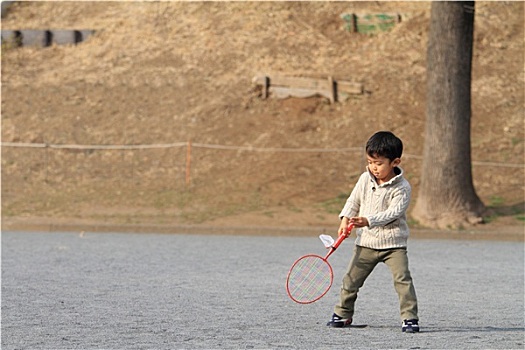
[367,166,403,187]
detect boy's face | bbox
[366,154,400,184]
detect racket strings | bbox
[287,255,332,303]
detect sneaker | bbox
[402,319,420,333]
[326,313,352,328]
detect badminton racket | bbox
[286,223,354,304]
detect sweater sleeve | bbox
[366,184,411,228]
[339,173,367,219]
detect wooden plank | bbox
[353,13,401,34]
[353,13,401,24]
[253,75,333,98]
[50,30,81,45]
[253,74,363,102]
[20,30,52,47]
[254,75,334,91]
[269,75,332,91]
[1,29,95,47]
[269,86,333,100]
[341,13,401,33]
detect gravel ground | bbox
[2,231,524,350]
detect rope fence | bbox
[2,141,523,168]
[2,140,523,212]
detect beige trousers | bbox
[334,245,418,321]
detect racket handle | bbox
[334,223,354,248]
[325,223,354,259]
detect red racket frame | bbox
[286,223,354,304]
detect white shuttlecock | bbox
[319,234,335,248]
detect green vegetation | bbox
[484,198,525,224]
[488,195,505,207]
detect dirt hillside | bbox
[1,1,523,234]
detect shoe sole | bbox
[327,322,368,328]
[403,328,420,333]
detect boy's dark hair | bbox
[365,131,403,161]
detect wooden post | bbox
[328,76,335,104]
[351,14,358,33]
[185,140,192,186]
[45,143,49,183]
[263,76,269,99]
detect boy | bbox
[326,131,419,333]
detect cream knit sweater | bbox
[339,167,411,249]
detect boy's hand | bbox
[338,217,350,236]
[349,216,369,228]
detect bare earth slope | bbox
[1,2,523,236]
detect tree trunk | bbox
[412,1,485,229]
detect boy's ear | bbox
[392,158,401,166]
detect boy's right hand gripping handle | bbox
[325,223,354,260]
